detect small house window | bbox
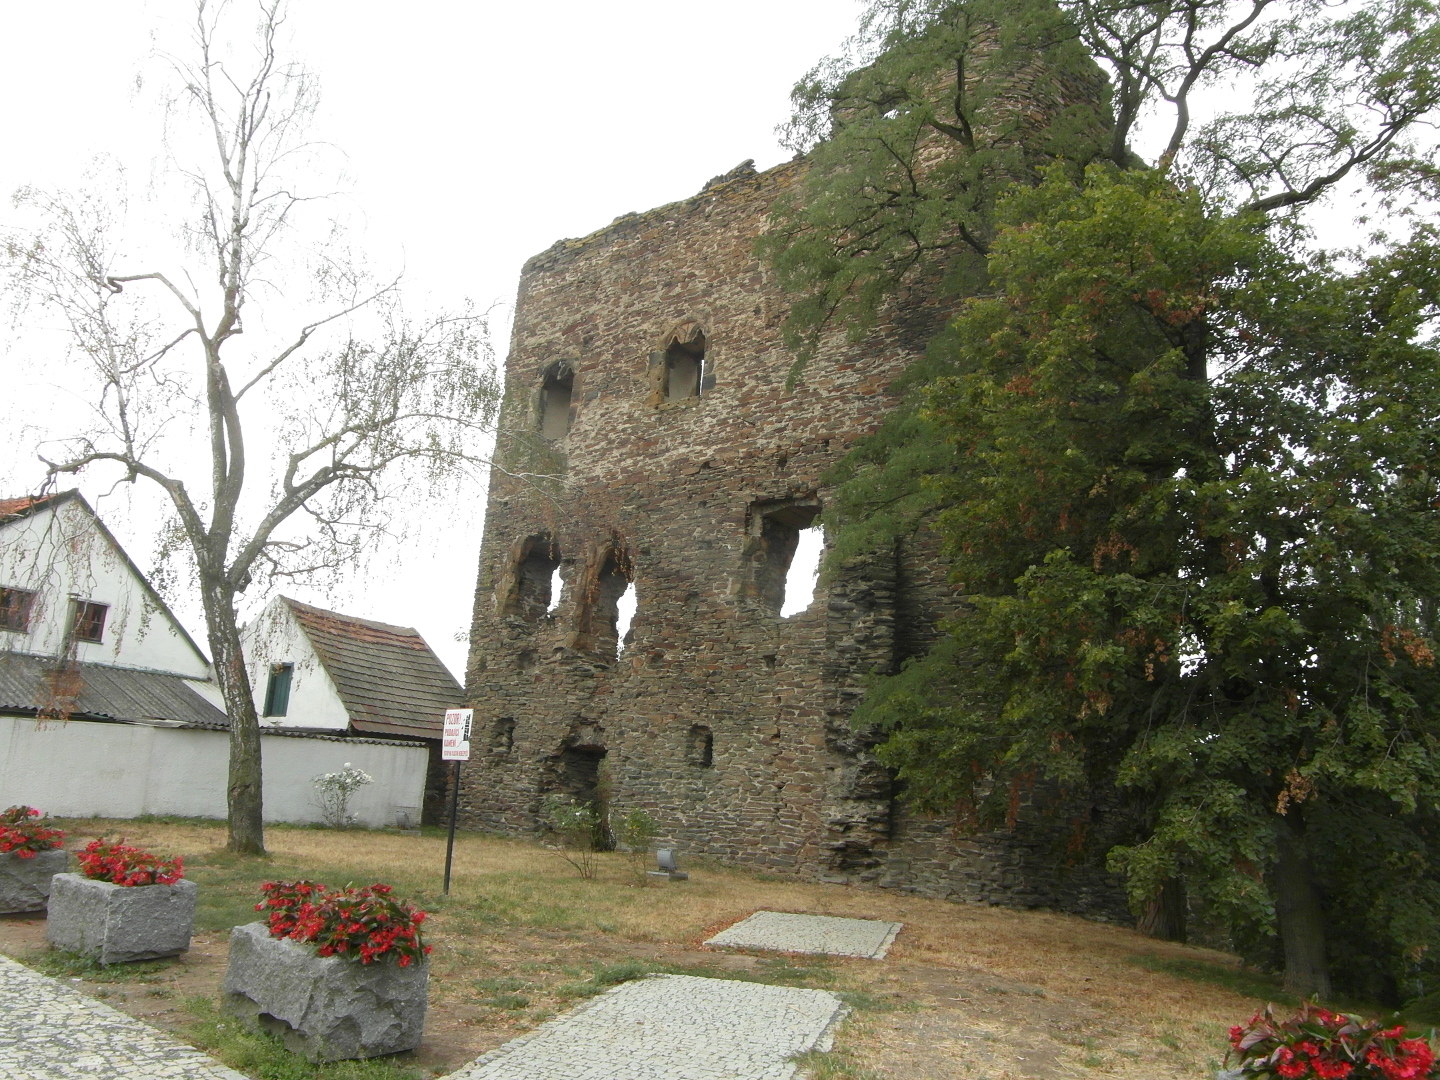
[664,333,705,401]
[540,363,574,440]
[0,587,36,633]
[263,662,294,717]
[71,600,108,644]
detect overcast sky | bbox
[0,1,862,675]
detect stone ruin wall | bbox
[455,152,1133,921]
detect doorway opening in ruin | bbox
[508,536,561,621]
[781,526,823,617]
[540,362,574,439]
[555,743,613,849]
[746,499,822,615]
[664,332,705,401]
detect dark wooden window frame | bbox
[0,587,36,633]
[71,599,108,643]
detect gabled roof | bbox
[0,653,227,727]
[281,597,460,739]
[0,489,212,669]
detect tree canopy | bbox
[770,0,1440,999]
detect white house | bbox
[0,492,431,827]
[0,491,225,723]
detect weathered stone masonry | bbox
[461,63,1133,920]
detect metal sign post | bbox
[441,708,472,895]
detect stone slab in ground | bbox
[450,973,845,1080]
[0,952,246,1080]
[705,911,903,960]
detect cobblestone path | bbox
[451,973,846,1080]
[0,954,245,1080]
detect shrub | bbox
[611,807,659,885]
[311,762,374,827]
[540,794,601,880]
[256,880,431,967]
[0,805,65,859]
[1227,1001,1439,1078]
[76,839,183,886]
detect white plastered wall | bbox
[240,597,350,732]
[0,500,211,679]
[0,716,427,827]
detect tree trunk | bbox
[201,577,265,855]
[1137,877,1188,942]
[1274,812,1330,999]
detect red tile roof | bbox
[281,597,462,739]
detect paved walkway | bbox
[450,973,846,1080]
[706,911,903,960]
[0,954,246,1080]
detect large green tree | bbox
[771,0,1440,999]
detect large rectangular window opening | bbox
[0,587,36,633]
[664,332,705,401]
[506,536,562,621]
[745,500,821,615]
[263,662,294,717]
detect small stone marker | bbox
[645,847,688,882]
[705,910,903,960]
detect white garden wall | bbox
[0,716,428,828]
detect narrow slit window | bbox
[263,662,294,717]
[688,724,714,768]
[664,332,705,401]
[0,587,36,633]
[71,600,108,643]
[547,565,564,614]
[540,363,574,440]
[615,581,636,650]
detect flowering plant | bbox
[0,805,65,859]
[76,839,184,886]
[1227,1002,1439,1079]
[256,880,430,967]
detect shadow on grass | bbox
[181,996,424,1080]
[1127,954,1297,1007]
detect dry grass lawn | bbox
[0,818,1292,1079]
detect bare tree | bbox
[3,0,499,854]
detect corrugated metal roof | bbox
[0,652,228,726]
[282,598,460,739]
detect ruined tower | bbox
[459,36,1131,917]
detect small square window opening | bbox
[71,600,108,644]
[0,587,36,633]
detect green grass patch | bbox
[789,1048,881,1080]
[16,947,178,983]
[1127,954,1297,1005]
[180,996,423,1080]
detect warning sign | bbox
[442,709,473,761]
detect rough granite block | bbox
[0,849,69,913]
[222,922,428,1062]
[45,872,196,963]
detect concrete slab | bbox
[450,973,845,1080]
[705,911,903,960]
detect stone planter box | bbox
[0,848,69,913]
[222,922,428,1062]
[45,872,197,964]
